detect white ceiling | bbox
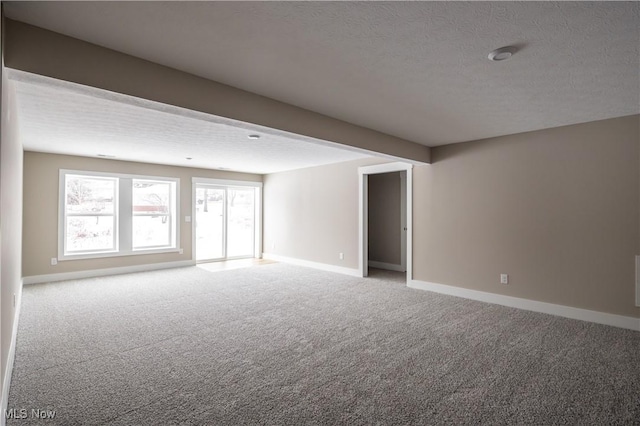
[9,71,373,174]
[4,1,639,147]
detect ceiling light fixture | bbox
[185,157,192,160]
[248,134,261,140]
[488,46,517,62]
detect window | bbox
[64,175,118,253]
[60,170,179,260]
[132,179,175,250]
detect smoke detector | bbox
[488,46,517,61]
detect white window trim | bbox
[131,178,177,252]
[58,169,180,261]
[191,177,263,188]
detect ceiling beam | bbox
[3,19,431,164]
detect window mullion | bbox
[119,178,132,252]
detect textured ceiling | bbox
[4,1,639,147]
[10,72,373,174]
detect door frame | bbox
[196,184,227,261]
[400,171,407,271]
[358,162,413,282]
[192,178,263,262]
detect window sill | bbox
[58,247,180,261]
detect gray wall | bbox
[263,157,382,268]
[22,152,261,277]
[264,115,640,318]
[414,115,639,317]
[1,28,24,408]
[368,172,401,265]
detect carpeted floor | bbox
[7,263,640,425]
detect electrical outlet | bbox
[500,274,509,285]
[339,252,344,260]
[185,216,191,223]
[179,248,183,255]
[51,258,58,266]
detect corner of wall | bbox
[1,16,25,415]
[1,280,22,423]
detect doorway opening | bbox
[367,171,407,281]
[358,162,413,283]
[193,178,262,263]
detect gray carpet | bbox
[7,263,640,425]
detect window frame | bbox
[62,174,119,255]
[191,177,263,262]
[59,169,180,261]
[131,178,176,251]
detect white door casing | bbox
[358,162,413,282]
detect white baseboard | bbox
[635,255,640,307]
[22,260,196,285]
[263,253,360,277]
[2,280,23,426]
[368,260,406,272]
[409,279,640,332]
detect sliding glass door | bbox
[195,183,257,262]
[195,186,225,261]
[226,188,255,258]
